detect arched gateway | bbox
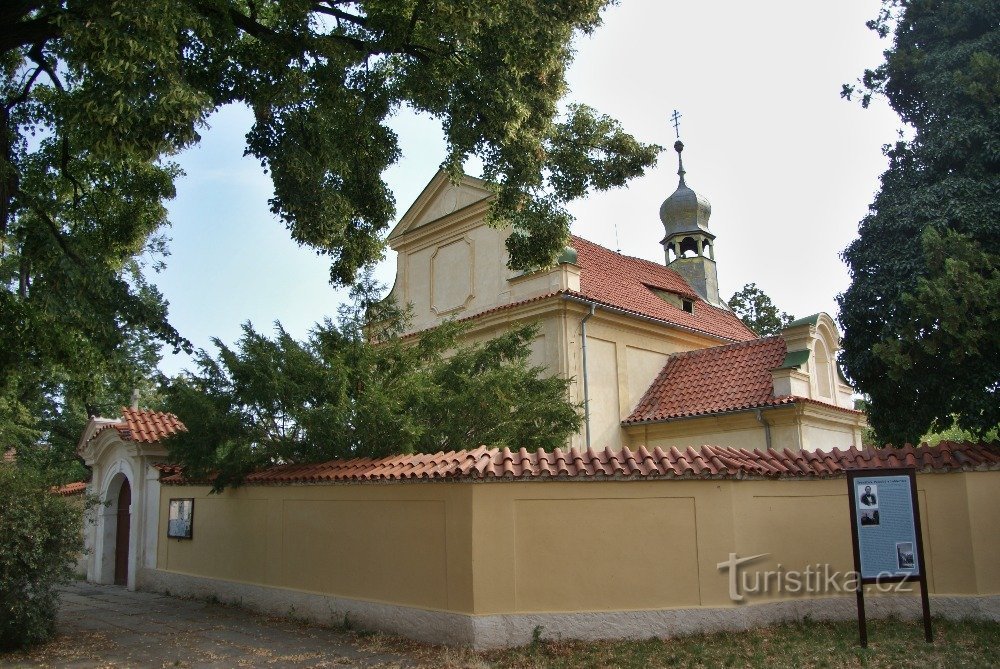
[76,408,185,590]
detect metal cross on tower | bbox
[670,109,682,139]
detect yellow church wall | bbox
[625,405,865,454]
[159,491,269,584]
[157,474,1000,611]
[468,472,999,614]
[393,212,515,334]
[728,478,856,603]
[584,336,623,449]
[624,408,800,452]
[151,470,999,647]
[465,479,736,614]
[559,308,731,450]
[625,346,669,415]
[798,405,866,451]
[965,471,1000,594]
[157,483,475,612]
[442,296,734,453]
[800,421,861,451]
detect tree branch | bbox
[60,136,85,206]
[0,13,59,55]
[311,3,368,27]
[221,3,431,64]
[27,40,63,91]
[406,0,428,43]
[4,65,43,111]
[23,195,84,266]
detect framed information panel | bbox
[846,468,931,646]
[167,498,194,539]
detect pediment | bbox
[387,170,493,245]
[77,416,122,456]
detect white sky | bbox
[156,0,901,376]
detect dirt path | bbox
[1,582,427,668]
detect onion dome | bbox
[659,140,712,239]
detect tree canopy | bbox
[163,284,581,491]
[727,283,793,337]
[2,1,658,457]
[838,0,999,445]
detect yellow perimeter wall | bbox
[158,471,1000,615]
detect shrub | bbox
[0,465,85,650]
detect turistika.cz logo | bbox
[716,553,912,602]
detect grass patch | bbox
[383,617,999,668]
[481,617,998,669]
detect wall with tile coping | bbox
[147,470,1000,647]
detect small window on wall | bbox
[682,299,694,313]
[168,499,194,539]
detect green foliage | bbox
[1,296,164,484]
[726,283,793,337]
[838,0,1000,445]
[2,1,656,460]
[921,418,999,447]
[0,464,86,650]
[162,280,581,491]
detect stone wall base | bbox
[136,569,1000,649]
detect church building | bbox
[385,140,865,453]
[67,144,1000,651]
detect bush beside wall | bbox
[0,466,85,650]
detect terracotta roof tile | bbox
[625,337,790,423]
[52,481,87,496]
[90,408,187,444]
[571,236,756,342]
[621,339,861,424]
[158,442,1000,485]
[3,448,15,464]
[400,236,757,344]
[119,407,186,443]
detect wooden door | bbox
[114,480,131,586]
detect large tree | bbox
[727,283,794,337]
[838,0,999,445]
[163,286,581,491]
[2,1,657,452]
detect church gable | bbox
[774,313,855,408]
[385,170,517,333]
[387,170,493,243]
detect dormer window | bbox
[647,286,696,314]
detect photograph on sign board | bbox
[860,509,880,526]
[858,484,878,508]
[897,541,915,569]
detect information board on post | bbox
[846,468,931,647]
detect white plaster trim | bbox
[137,569,476,646]
[96,461,137,587]
[137,569,1000,650]
[467,595,1000,649]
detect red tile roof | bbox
[52,481,88,496]
[158,442,1000,485]
[3,448,15,464]
[625,337,790,423]
[91,408,187,444]
[400,236,757,343]
[571,236,756,342]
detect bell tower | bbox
[660,139,721,306]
